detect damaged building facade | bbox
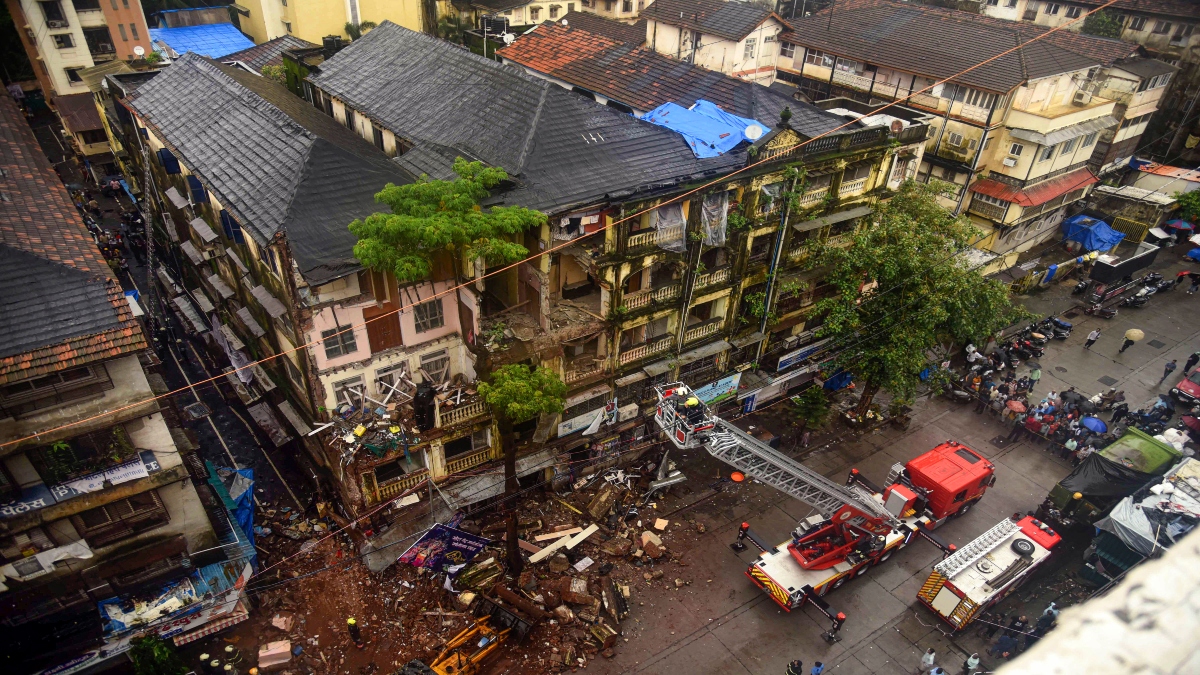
[0,95,252,674]
[295,22,928,522]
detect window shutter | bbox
[157,148,180,174]
[219,209,234,239]
[186,175,206,203]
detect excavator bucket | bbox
[473,593,535,642]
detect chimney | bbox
[322,35,345,59]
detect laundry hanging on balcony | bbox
[650,203,687,253]
[639,100,766,158]
[701,192,729,247]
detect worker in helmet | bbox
[683,396,706,424]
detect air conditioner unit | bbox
[1072,90,1093,106]
[98,43,114,51]
[1003,156,1018,167]
[47,19,68,28]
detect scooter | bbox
[1083,304,1118,319]
[1039,316,1072,339]
[1120,290,1151,307]
[1071,279,1091,295]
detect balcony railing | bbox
[910,92,940,108]
[627,223,685,249]
[622,283,681,310]
[832,69,873,92]
[436,398,489,428]
[693,267,730,288]
[684,318,722,343]
[565,362,607,384]
[968,200,1008,222]
[957,103,990,123]
[839,177,868,196]
[798,186,830,207]
[445,448,492,475]
[618,335,673,364]
[372,468,430,504]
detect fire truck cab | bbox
[901,441,996,525]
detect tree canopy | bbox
[1175,190,1200,224]
[478,364,567,424]
[804,181,1030,408]
[349,158,547,284]
[1081,10,1123,39]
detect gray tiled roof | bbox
[128,53,414,284]
[782,1,1104,93]
[222,34,317,71]
[641,0,776,42]
[309,22,761,214]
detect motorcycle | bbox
[1120,290,1151,307]
[1039,316,1072,340]
[1071,279,1091,295]
[1018,338,1045,358]
[1083,304,1118,319]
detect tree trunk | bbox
[855,381,880,416]
[497,415,522,574]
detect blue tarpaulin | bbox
[640,100,766,158]
[824,370,854,391]
[1062,214,1124,252]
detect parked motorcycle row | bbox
[1073,272,1182,317]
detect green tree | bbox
[129,636,186,675]
[804,181,1031,415]
[791,386,830,435]
[478,364,566,572]
[345,21,378,40]
[1081,10,1123,39]
[349,157,547,371]
[1175,190,1200,223]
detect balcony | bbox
[627,223,685,249]
[1006,98,1118,136]
[565,362,608,384]
[435,398,489,428]
[369,468,429,504]
[618,334,672,364]
[968,200,1008,222]
[693,267,730,289]
[622,283,681,310]
[839,177,868,197]
[445,448,492,475]
[798,186,830,208]
[832,69,873,92]
[684,318,722,343]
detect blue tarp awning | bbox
[640,100,766,158]
[1062,214,1124,252]
[149,23,254,59]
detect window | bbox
[956,87,997,109]
[1065,5,1081,18]
[130,24,138,40]
[947,131,965,147]
[64,67,83,83]
[953,489,967,503]
[39,0,65,23]
[52,33,73,48]
[420,349,450,384]
[1171,24,1194,45]
[781,43,795,58]
[986,0,997,5]
[1044,3,1060,15]
[1128,16,1146,31]
[805,49,833,68]
[530,7,540,20]
[549,5,559,18]
[372,126,384,151]
[1060,137,1077,154]
[283,21,292,33]
[974,193,1009,208]
[1005,0,1016,6]
[568,2,575,11]
[321,325,358,359]
[1137,72,1172,91]
[622,0,631,10]
[744,38,756,60]
[1009,142,1024,156]
[1039,144,1056,161]
[344,108,355,131]
[331,376,363,406]
[1152,20,1171,34]
[374,362,408,394]
[80,129,107,144]
[834,56,860,73]
[413,299,444,333]
[1081,131,1097,147]
[117,24,127,40]
[72,491,169,547]
[0,365,111,416]
[72,0,99,8]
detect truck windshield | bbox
[954,449,982,463]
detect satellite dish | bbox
[744,124,764,141]
[134,45,145,57]
[561,19,569,26]
[890,119,904,134]
[502,33,515,45]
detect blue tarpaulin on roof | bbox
[1062,214,1124,252]
[640,100,766,158]
[150,23,254,59]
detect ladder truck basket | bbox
[653,383,714,449]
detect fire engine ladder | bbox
[706,419,900,528]
[934,517,1019,578]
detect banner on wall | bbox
[692,373,741,405]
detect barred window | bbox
[321,325,357,358]
[413,299,444,333]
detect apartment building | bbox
[235,0,433,45]
[778,0,1169,256]
[641,0,788,83]
[579,0,645,22]
[0,94,252,674]
[301,22,924,516]
[974,0,1199,159]
[4,0,152,99]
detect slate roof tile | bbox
[222,35,318,71]
[641,0,780,42]
[0,96,146,384]
[557,12,646,46]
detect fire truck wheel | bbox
[832,576,846,589]
[855,563,870,576]
[875,551,893,565]
[1011,538,1036,557]
[955,501,973,518]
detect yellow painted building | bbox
[237,0,438,45]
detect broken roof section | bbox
[222,34,318,71]
[128,53,415,285]
[309,22,824,214]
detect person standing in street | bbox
[961,653,981,675]
[810,663,824,675]
[918,647,937,674]
[787,660,804,675]
[1084,329,1101,349]
[1119,337,1136,353]
[1185,351,1200,375]
[1161,359,1178,384]
[1028,365,1041,392]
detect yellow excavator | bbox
[393,592,539,675]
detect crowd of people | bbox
[70,187,147,274]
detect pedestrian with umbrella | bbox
[1161,359,1178,384]
[1081,416,1108,434]
[1119,329,1144,353]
